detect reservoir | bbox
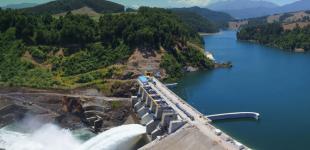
[172,30,310,150]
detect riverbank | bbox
[237,23,309,52]
[238,39,307,53]
[199,32,220,36]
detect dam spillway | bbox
[134,76,251,150]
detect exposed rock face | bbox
[185,66,199,72]
[0,88,135,132]
[215,62,233,68]
[62,96,85,115]
[99,80,139,97]
[56,96,89,129]
[82,99,133,132]
[126,49,165,78]
[0,104,28,128]
[110,80,139,97]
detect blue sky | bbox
[0,0,300,7]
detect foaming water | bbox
[0,128,26,149]
[0,124,81,150]
[0,124,146,150]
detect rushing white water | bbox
[0,124,81,150]
[0,124,146,150]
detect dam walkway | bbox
[134,76,250,150]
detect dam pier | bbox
[133,76,252,150]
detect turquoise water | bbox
[172,30,310,150]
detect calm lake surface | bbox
[171,30,310,150]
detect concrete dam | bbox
[133,76,253,150]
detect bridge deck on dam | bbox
[136,77,250,150]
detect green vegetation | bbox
[160,53,182,80]
[0,7,213,91]
[160,44,214,81]
[22,0,124,14]
[111,101,122,109]
[279,13,294,22]
[244,11,310,27]
[172,10,219,33]
[0,28,57,88]
[171,7,234,29]
[129,7,225,35]
[237,23,310,51]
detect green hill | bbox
[172,10,219,33]
[0,7,213,92]
[237,23,310,51]
[119,7,220,33]
[171,7,234,28]
[22,0,124,14]
[231,10,310,28]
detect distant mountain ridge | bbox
[2,3,38,9]
[22,0,124,14]
[208,0,278,10]
[278,0,310,13]
[208,0,310,19]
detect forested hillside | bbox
[237,23,310,51]
[22,0,124,14]
[0,7,213,92]
[123,7,221,33]
[171,7,234,28]
[246,11,310,25]
[172,10,219,33]
[230,10,310,30]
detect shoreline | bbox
[238,39,308,53]
[199,32,220,36]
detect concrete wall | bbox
[132,82,186,140]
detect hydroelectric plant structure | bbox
[134,76,260,150]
